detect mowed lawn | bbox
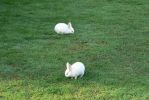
[0,0,149,99]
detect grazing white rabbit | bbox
[65,62,85,79]
[54,22,74,34]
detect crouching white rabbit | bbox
[65,62,85,79]
[54,22,74,34]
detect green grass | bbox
[0,0,149,99]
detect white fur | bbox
[65,62,85,79]
[54,22,74,34]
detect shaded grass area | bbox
[0,0,149,99]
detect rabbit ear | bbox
[68,22,72,28]
[66,62,71,70]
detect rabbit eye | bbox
[67,72,70,75]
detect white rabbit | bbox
[54,22,74,34]
[65,62,85,79]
